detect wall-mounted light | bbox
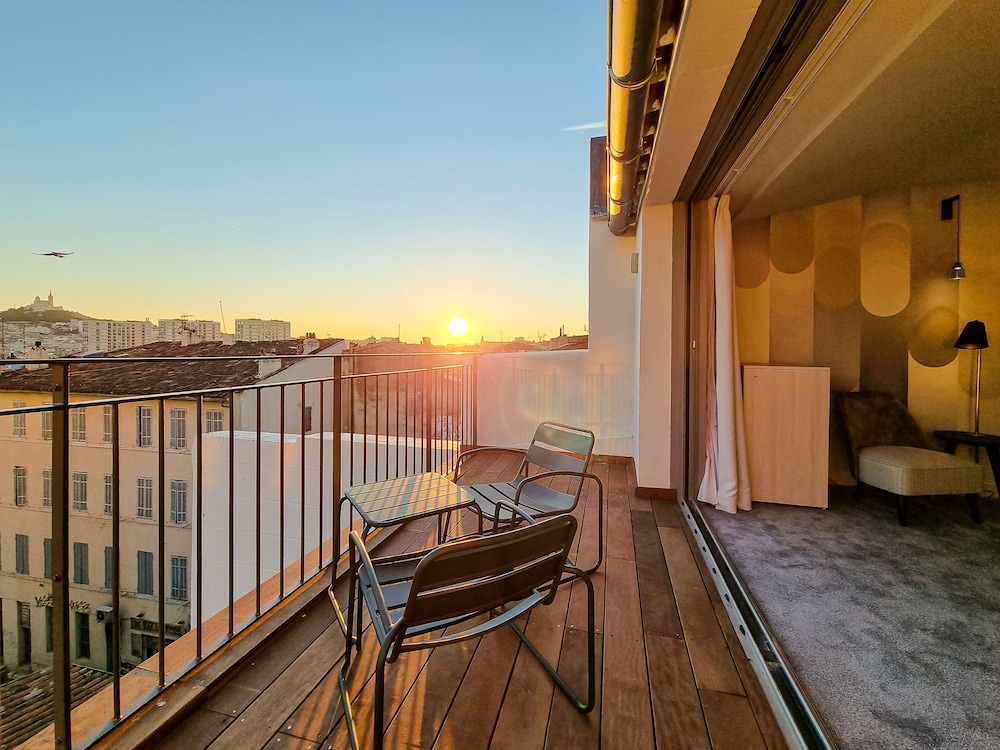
[942,195,965,279]
[954,320,989,434]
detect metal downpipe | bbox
[607,0,665,235]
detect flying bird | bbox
[34,251,74,258]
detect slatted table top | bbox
[344,472,476,529]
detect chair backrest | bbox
[402,514,577,631]
[834,391,930,476]
[519,422,595,477]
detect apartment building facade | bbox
[235,318,291,342]
[0,337,343,677]
[80,319,158,353]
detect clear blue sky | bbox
[0,2,607,343]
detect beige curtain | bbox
[697,195,751,513]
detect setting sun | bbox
[447,317,469,337]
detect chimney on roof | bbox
[221,333,235,346]
[422,336,431,346]
[258,357,282,379]
[26,341,48,371]
[302,337,320,355]
[179,326,202,346]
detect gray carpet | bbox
[703,487,1000,750]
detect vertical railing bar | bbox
[394,372,400,478]
[362,377,368,484]
[404,371,410,475]
[51,364,71,748]
[299,382,306,583]
[157,399,166,686]
[228,394,235,637]
[111,403,122,718]
[195,397,203,661]
[255,387,262,617]
[472,354,479,448]
[382,374,387,479]
[333,357,343,565]
[349,376,356,487]
[318,378,325,570]
[279,385,286,600]
[374,374,380,481]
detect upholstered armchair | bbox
[834,391,983,526]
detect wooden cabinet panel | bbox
[743,365,830,508]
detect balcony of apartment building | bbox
[0,349,787,750]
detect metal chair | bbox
[453,421,604,573]
[330,512,595,750]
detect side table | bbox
[934,430,1000,488]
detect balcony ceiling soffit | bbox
[645,0,1000,221]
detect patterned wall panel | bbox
[860,191,911,318]
[769,265,815,365]
[733,218,770,289]
[770,209,814,274]
[735,182,997,438]
[908,186,960,368]
[814,301,861,392]
[815,197,861,309]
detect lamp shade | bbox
[954,320,989,350]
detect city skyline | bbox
[0,2,605,344]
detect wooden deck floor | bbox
[140,458,788,750]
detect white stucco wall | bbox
[634,203,684,490]
[477,220,637,457]
[194,431,455,623]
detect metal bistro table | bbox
[332,472,481,650]
[340,471,479,545]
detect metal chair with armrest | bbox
[331,510,595,750]
[452,421,604,573]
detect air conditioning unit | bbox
[96,605,114,622]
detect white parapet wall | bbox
[193,431,457,624]
[476,351,635,457]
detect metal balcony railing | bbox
[0,352,478,748]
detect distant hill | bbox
[0,306,93,324]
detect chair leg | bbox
[966,493,982,523]
[373,639,393,750]
[508,569,596,713]
[585,479,604,575]
[337,660,361,750]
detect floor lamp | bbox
[954,320,989,434]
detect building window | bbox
[104,546,114,589]
[103,405,113,443]
[42,468,52,507]
[71,408,86,442]
[12,400,26,437]
[206,409,224,433]
[136,477,153,519]
[75,611,90,659]
[72,471,88,512]
[170,556,188,601]
[170,408,187,449]
[104,474,114,515]
[15,534,29,575]
[137,405,152,447]
[73,542,89,585]
[303,405,313,433]
[14,466,27,506]
[137,551,154,595]
[42,406,52,440]
[170,480,188,524]
[44,538,52,580]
